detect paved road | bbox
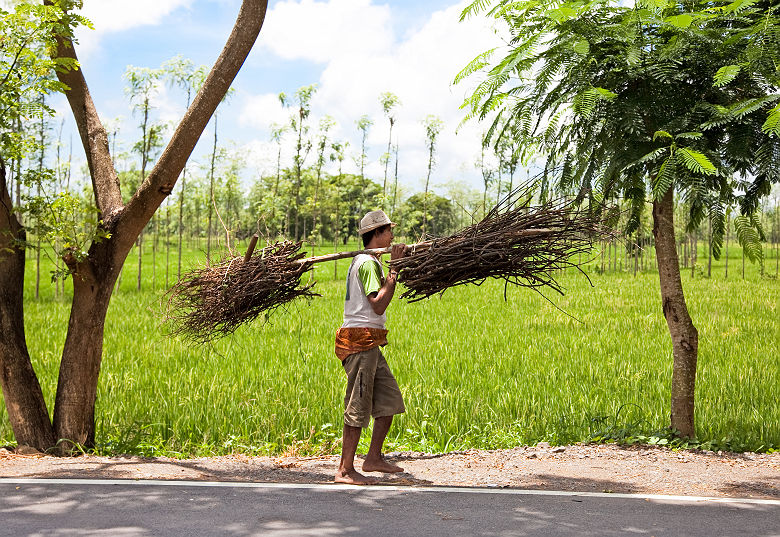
[1,479,778,537]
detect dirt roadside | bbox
[2,443,778,499]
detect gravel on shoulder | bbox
[1,443,777,499]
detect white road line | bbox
[1,478,778,506]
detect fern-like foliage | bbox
[456,0,779,259]
[734,214,764,265]
[708,197,726,259]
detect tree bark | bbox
[652,188,698,438]
[52,252,116,451]
[0,159,57,451]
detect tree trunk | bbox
[392,144,399,216]
[177,172,186,280]
[52,254,116,451]
[725,212,729,279]
[136,231,143,291]
[707,218,712,278]
[652,188,698,439]
[207,116,217,260]
[0,160,57,451]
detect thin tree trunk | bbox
[652,188,698,439]
[495,166,501,207]
[391,144,399,217]
[293,116,303,240]
[383,119,394,211]
[423,141,434,237]
[0,160,57,451]
[177,171,186,280]
[725,212,729,279]
[136,231,143,290]
[707,219,712,278]
[165,202,170,288]
[601,241,605,273]
[207,115,217,260]
[775,205,780,279]
[270,143,282,236]
[742,245,745,280]
[152,215,157,289]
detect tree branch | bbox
[119,0,268,247]
[44,1,123,222]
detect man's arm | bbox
[367,243,407,315]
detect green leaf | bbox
[572,39,590,55]
[728,95,780,120]
[636,0,669,10]
[454,48,497,85]
[664,14,693,28]
[713,65,741,87]
[762,104,780,137]
[677,148,717,175]
[734,215,764,265]
[721,0,759,14]
[674,132,702,140]
[709,199,726,259]
[653,153,676,200]
[594,87,617,100]
[547,6,578,24]
[653,130,673,141]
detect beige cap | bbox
[359,210,396,236]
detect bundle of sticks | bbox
[165,240,319,343]
[165,186,611,343]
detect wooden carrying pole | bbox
[243,229,554,266]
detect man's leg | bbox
[335,424,376,484]
[362,415,404,473]
[336,350,378,484]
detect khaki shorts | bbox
[342,347,405,428]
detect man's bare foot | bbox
[361,457,404,473]
[335,468,377,485]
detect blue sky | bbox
[54,0,503,195]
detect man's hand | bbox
[367,243,406,316]
[390,243,408,261]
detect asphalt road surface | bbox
[1,479,778,537]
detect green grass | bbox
[2,237,778,456]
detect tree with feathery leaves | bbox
[458,0,779,438]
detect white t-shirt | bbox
[342,254,386,329]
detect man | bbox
[334,209,408,485]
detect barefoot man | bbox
[334,210,408,484]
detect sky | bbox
[48,0,505,196]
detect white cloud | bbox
[242,0,498,193]
[79,0,192,33]
[239,92,290,130]
[74,0,194,58]
[256,0,393,63]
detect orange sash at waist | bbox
[334,327,389,361]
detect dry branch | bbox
[166,186,612,343]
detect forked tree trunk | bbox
[0,161,57,450]
[0,0,268,453]
[652,188,698,438]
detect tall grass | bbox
[2,239,778,455]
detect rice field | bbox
[2,239,778,456]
